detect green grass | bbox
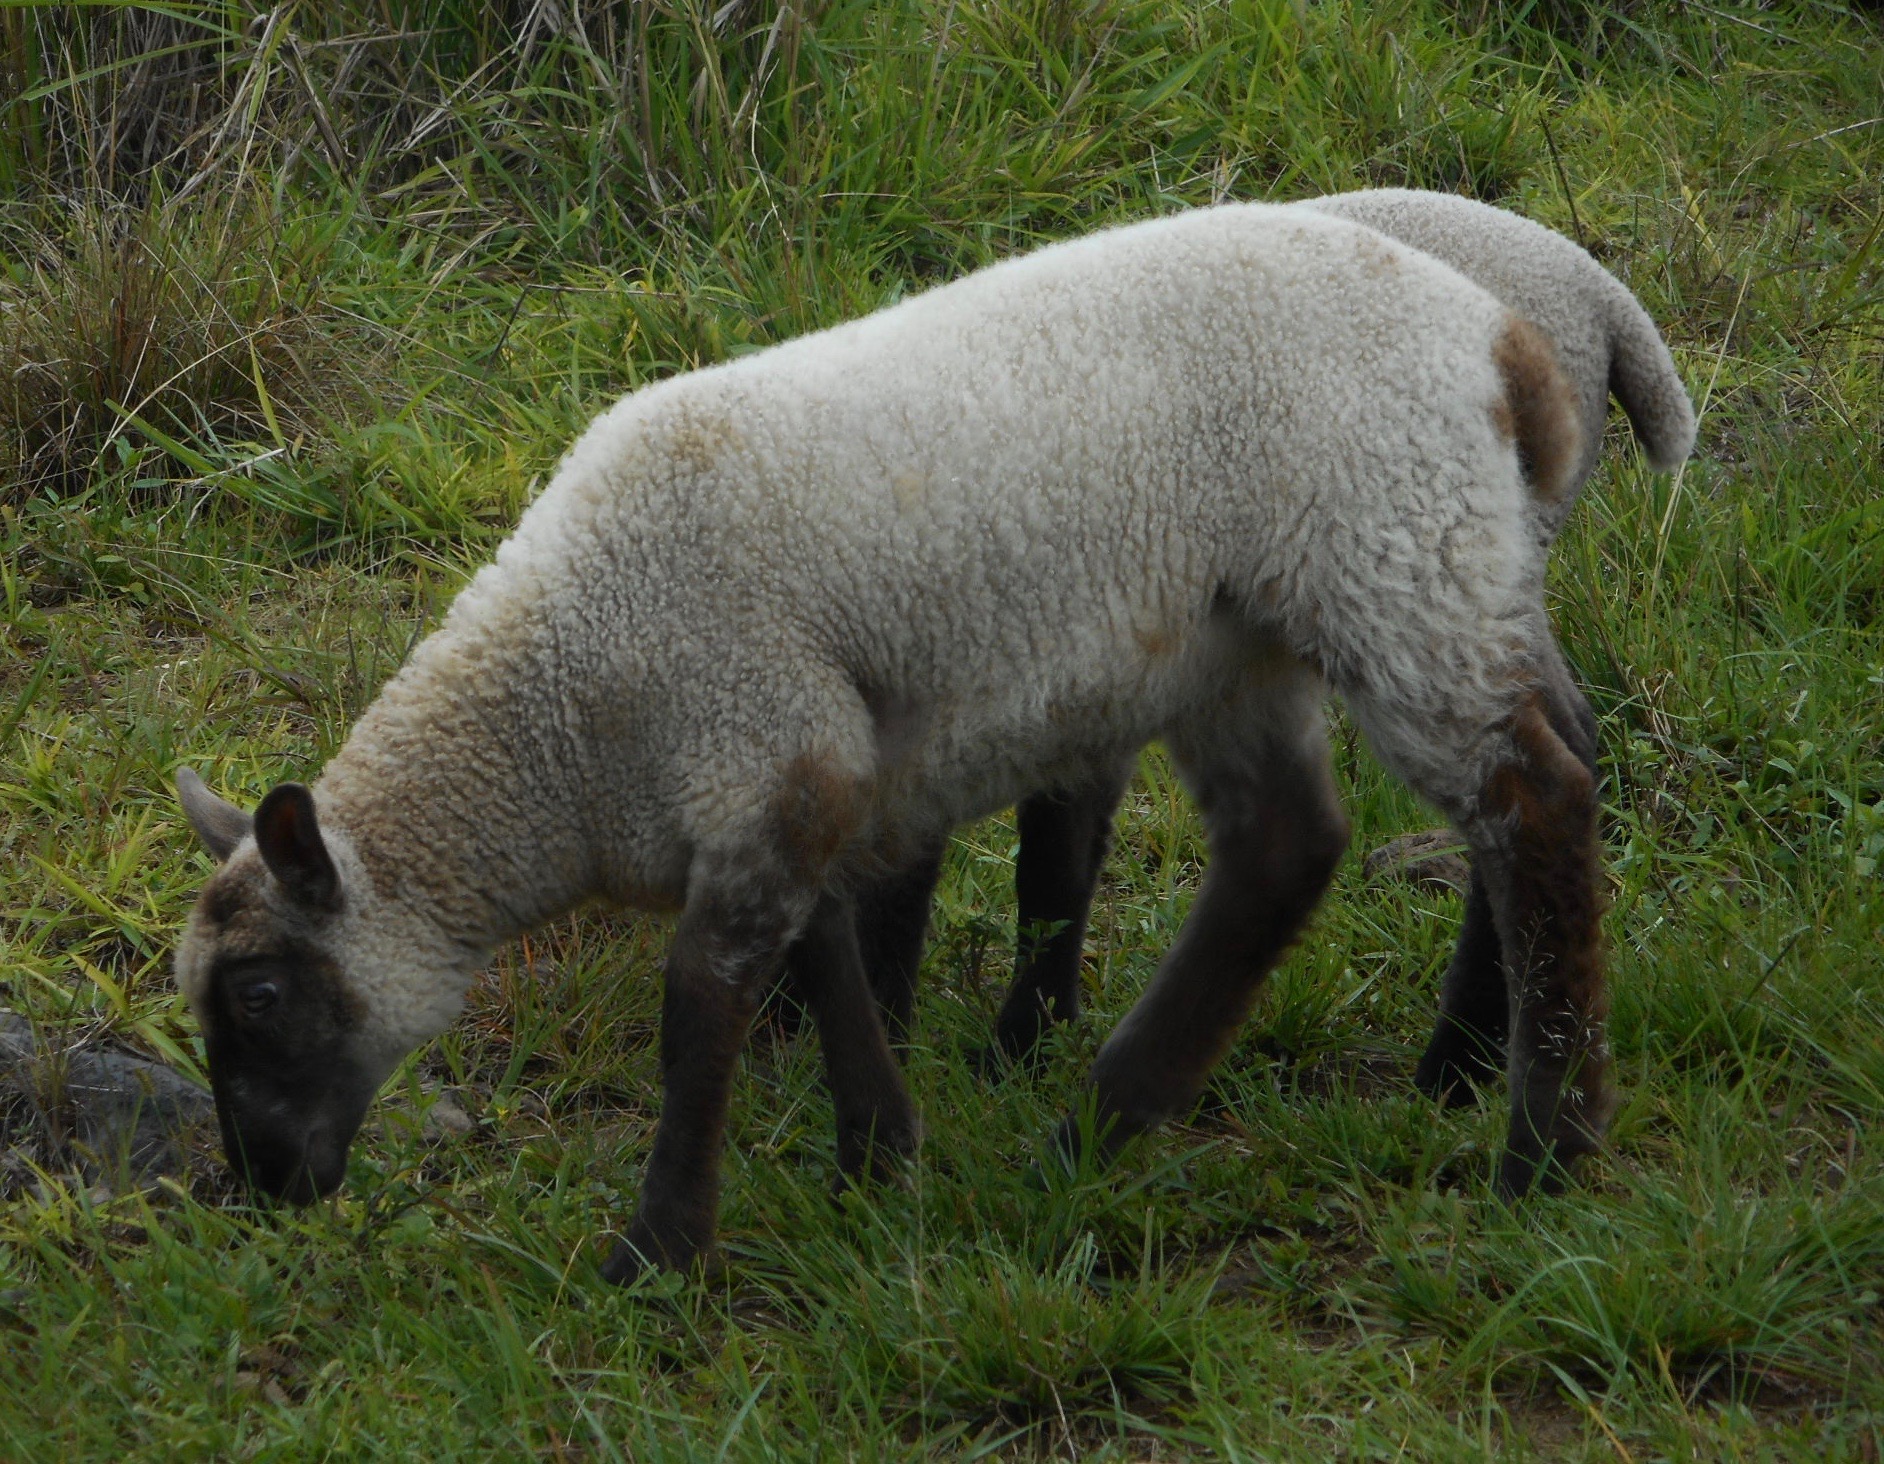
[2,0,1881,1456]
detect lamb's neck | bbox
[314,637,601,963]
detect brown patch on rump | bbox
[1134,625,1176,657]
[1491,316,1580,505]
[772,752,864,875]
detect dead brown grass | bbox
[0,187,366,502]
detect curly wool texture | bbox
[183,203,1582,1060]
[1301,188,1696,502]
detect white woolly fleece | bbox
[252,203,1582,1049]
[1301,188,1696,498]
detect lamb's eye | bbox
[236,980,280,1019]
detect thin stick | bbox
[1541,113,1585,251]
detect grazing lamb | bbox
[176,201,1612,1283]
[855,188,1695,1099]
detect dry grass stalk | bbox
[0,188,364,502]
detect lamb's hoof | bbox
[1052,1110,1087,1165]
[830,1161,904,1203]
[600,1221,714,1286]
[1493,1144,1573,1202]
[1044,1110,1106,1178]
[600,1238,654,1286]
[1414,1054,1496,1109]
[834,1118,921,1191]
[1031,1109,1121,1190]
[1413,1033,1501,1109]
[969,1025,1058,1084]
[1026,1125,1081,1192]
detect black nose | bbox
[221,1113,348,1204]
[209,1049,376,1205]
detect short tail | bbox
[1603,285,1695,472]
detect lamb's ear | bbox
[253,783,341,910]
[177,767,253,862]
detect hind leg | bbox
[1349,649,1612,1197]
[1412,874,1508,1103]
[1062,671,1348,1161]
[1412,642,1602,1108]
[996,758,1133,1064]
[1483,675,1610,1194]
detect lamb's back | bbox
[376,205,1534,855]
[575,208,1512,671]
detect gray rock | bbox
[422,1093,475,1142]
[0,1013,214,1184]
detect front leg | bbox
[853,838,947,1050]
[603,732,878,1283]
[1065,681,1347,1164]
[997,760,1132,1065]
[788,888,921,1178]
[602,861,817,1285]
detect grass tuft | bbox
[0,184,372,504]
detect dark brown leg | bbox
[996,761,1132,1064]
[1464,686,1612,1196]
[853,838,947,1049]
[1413,873,1509,1103]
[1414,643,1599,1108]
[602,876,794,1284]
[1062,705,1348,1163]
[788,890,921,1177]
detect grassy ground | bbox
[2,0,1881,1456]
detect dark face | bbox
[200,943,378,1205]
[178,777,384,1204]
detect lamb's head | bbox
[174,769,462,1204]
